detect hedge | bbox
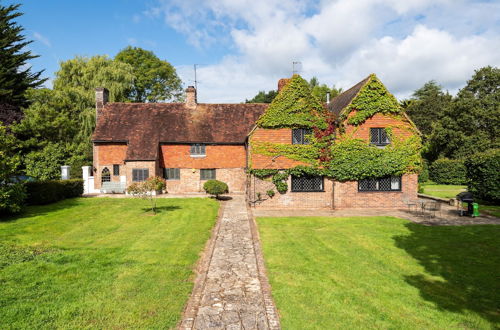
[25,179,83,205]
[465,149,500,203]
[429,158,467,185]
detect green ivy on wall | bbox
[256,74,328,129]
[250,73,422,194]
[340,74,403,125]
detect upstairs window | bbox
[190,144,206,156]
[370,128,390,146]
[291,175,324,192]
[358,176,401,192]
[164,168,180,180]
[113,164,120,176]
[132,168,149,182]
[101,167,111,183]
[200,169,216,180]
[292,128,312,145]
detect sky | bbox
[8,0,500,103]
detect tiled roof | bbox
[328,75,371,119]
[92,102,267,160]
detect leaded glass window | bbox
[190,144,206,156]
[164,168,180,180]
[291,175,323,192]
[358,176,401,191]
[370,128,390,146]
[200,169,216,180]
[132,168,149,182]
[292,129,312,145]
[101,167,111,183]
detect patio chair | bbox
[425,201,442,218]
[403,198,418,214]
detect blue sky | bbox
[9,0,500,102]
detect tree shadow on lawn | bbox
[140,205,181,214]
[0,198,83,223]
[393,222,500,325]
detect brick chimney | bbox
[278,78,291,92]
[185,86,197,108]
[95,87,109,120]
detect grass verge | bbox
[257,216,500,329]
[0,197,218,329]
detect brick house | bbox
[91,75,419,209]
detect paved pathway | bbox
[180,195,280,329]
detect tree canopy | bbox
[115,46,183,102]
[0,3,46,124]
[426,66,500,160]
[405,81,452,137]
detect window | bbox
[101,167,111,183]
[370,128,390,146]
[291,175,324,192]
[113,164,120,176]
[163,168,180,180]
[190,144,206,156]
[292,128,312,145]
[132,168,149,182]
[358,176,401,192]
[200,169,216,180]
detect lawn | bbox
[0,197,218,329]
[257,216,500,329]
[421,182,466,199]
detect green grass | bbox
[257,216,500,329]
[0,197,219,329]
[421,182,466,199]
[478,204,500,218]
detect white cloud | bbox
[149,0,500,102]
[33,32,51,47]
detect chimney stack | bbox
[185,86,197,108]
[95,87,109,120]
[277,78,291,92]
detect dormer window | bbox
[292,129,312,145]
[190,143,206,156]
[370,128,390,146]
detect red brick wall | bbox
[344,112,414,140]
[333,174,418,209]
[160,145,246,168]
[249,175,334,209]
[166,168,246,193]
[249,128,308,169]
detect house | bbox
[91,74,421,209]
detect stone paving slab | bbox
[180,195,280,330]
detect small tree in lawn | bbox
[203,180,228,199]
[127,176,166,214]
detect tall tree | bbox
[115,46,183,102]
[245,90,278,103]
[427,66,500,160]
[0,3,46,124]
[14,56,135,180]
[309,77,342,103]
[405,81,452,137]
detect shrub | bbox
[266,190,275,198]
[25,179,83,205]
[203,180,228,199]
[0,183,27,215]
[465,149,500,203]
[429,158,466,185]
[418,160,429,183]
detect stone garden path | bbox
[180,195,280,330]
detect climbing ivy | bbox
[341,74,402,125]
[256,74,328,129]
[249,74,422,193]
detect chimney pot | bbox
[95,87,109,120]
[185,86,197,108]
